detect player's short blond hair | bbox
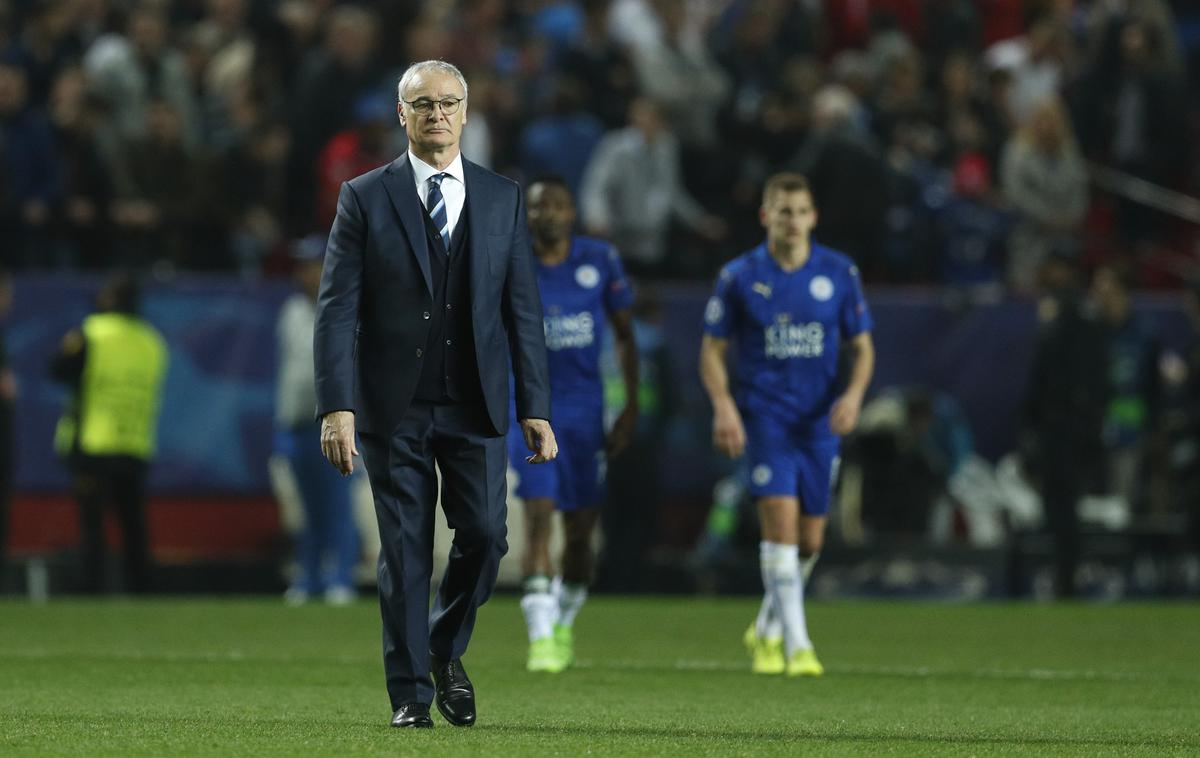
[762,173,812,207]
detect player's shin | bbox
[764,542,812,656]
[801,551,820,582]
[520,575,557,641]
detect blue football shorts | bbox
[507,405,606,511]
[742,411,841,516]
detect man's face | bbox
[760,189,817,246]
[398,71,467,155]
[527,182,574,244]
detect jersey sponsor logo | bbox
[752,464,772,486]
[752,282,772,298]
[575,264,600,289]
[544,311,595,350]
[765,317,825,359]
[705,296,724,325]
[810,275,834,302]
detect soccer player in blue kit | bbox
[509,176,639,673]
[700,173,875,676]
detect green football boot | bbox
[553,623,575,668]
[527,636,567,673]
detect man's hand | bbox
[830,391,864,436]
[712,397,746,459]
[606,405,638,457]
[320,410,358,475]
[520,418,558,464]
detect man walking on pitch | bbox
[509,176,639,673]
[699,173,875,676]
[314,60,557,728]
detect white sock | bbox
[763,542,811,656]
[520,575,557,642]
[801,551,820,582]
[756,542,783,640]
[555,578,588,628]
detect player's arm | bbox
[606,308,639,457]
[830,331,875,436]
[699,334,745,458]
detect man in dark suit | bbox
[313,60,558,729]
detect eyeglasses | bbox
[403,96,464,116]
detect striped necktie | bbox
[426,173,451,251]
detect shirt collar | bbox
[408,150,465,187]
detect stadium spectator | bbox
[47,64,115,269]
[999,96,1087,294]
[579,97,723,279]
[938,152,1010,300]
[82,3,200,151]
[2,0,83,107]
[788,85,889,278]
[287,4,383,234]
[0,0,1192,285]
[274,235,358,606]
[50,273,168,593]
[984,14,1074,127]
[1072,15,1189,250]
[108,99,209,270]
[200,117,291,277]
[314,91,400,231]
[557,0,637,130]
[1091,264,1161,511]
[630,0,729,153]
[517,76,604,197]
[1022,255,1109,598]
[0,61,60,269]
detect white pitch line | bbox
[573,658,1160,683]
[3,650,1187,684]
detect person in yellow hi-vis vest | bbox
[51,274,168,593]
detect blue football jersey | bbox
[536,236,634,405]
[703,242,873,434]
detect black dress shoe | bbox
[430,657,476,726]
[391,702,433,728]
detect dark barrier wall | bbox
[7,275,1191,495]
[11,275,291,493]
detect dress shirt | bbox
[408,150,466,245]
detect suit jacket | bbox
[313,155,550,436]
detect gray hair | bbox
[397,60,469,104]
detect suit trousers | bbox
[359,401,509,709]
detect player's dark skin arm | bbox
[606,309,639,456]
[699,334,746,458]
[830,331,874,436]
[49,330,86,387]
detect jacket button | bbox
[423,311,430,319]
[415,348,423,358]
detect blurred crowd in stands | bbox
[1,0,1197,287]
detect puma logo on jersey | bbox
[752,282,772,298]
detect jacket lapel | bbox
[463,159,488,304]
[381,157,433,295]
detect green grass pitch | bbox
[1,596,1197,756]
